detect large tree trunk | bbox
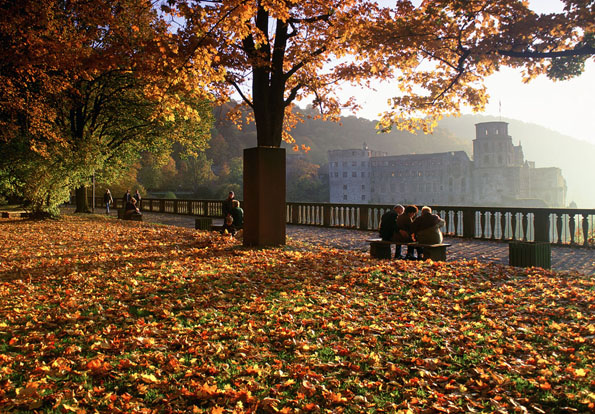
[75,186,91,213]
[244,75,287,246]
[242,9,290,246]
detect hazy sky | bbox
[345,0,595,145]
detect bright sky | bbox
[346,0,595,146]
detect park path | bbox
[134,210,594,276]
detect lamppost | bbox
[91,172,95,213]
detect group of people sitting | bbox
[379,204,445,260]
[123,189,142,219]
[221,191,244,237]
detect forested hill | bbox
[286,112,470,165]
[212,105,471,166]
[212,106,595,207]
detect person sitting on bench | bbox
[412,206,445,245]
[396,205,421,260]
[124,197,142,219]
[379,205,403,258]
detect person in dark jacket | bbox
[222,191,235,218]
[123,189,131,204]
[220,215,237,236]
[229,200,244,229]
[412,206,445,245]
[124,197,142,219]
[395,205,420,260]
[379,205,404,258]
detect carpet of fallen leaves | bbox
[0,215,594,414]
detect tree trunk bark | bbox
[75,186,91,213]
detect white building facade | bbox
[328,122,567,207]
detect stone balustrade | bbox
[92,197,594,247]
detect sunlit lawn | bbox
[0,214,593,413]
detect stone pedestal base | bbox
[243,147,286,246]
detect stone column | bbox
[243,147,286,246]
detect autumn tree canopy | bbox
[168,0,593,141]
[0,0,217,214]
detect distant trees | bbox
[0,0,214,215]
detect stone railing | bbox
[93,197,594,247]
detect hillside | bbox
[210,106,594,208]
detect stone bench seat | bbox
[366,238,451,261]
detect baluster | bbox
[478,211,484,238]
[569,214,576,245]
[583,214,590,247]
[522,213,528,241]
[489,212,496,239]
[510,213,517,240]
[556,214,563,244]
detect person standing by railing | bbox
[222,191,235,218]
[133,189,142,210]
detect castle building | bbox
[328,122,567,207]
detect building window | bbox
[343,185,347,190]
[361,195,366,201]
[352,172,357,177]
[352,161,357,166]
[361,184,365,190]
[343,195,348,200]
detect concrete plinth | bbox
[243,147,286,246]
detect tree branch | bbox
[498,44,595,58]
[229,79,253,108]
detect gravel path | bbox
[136,211,594,276]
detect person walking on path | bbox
[123,189,131,204]
[222,191,235,218]
[103,189,113,215]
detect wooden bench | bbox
[366,238,451,261]
[1,211,30,218]
[117,209,143,221]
